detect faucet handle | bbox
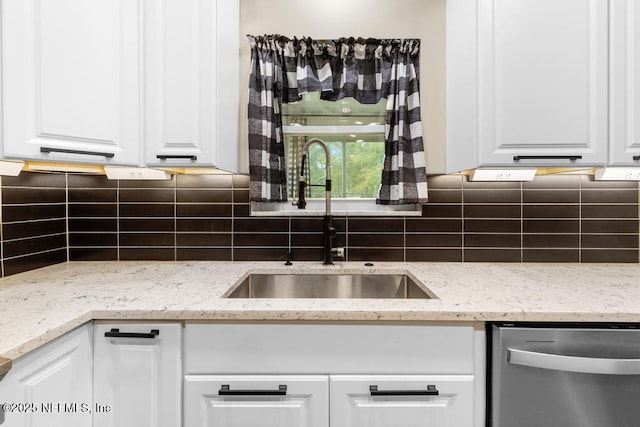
[280,251,293,266]
[297,177,307,209]
[331,247,345,258]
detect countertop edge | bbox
[0,357,11,380]
[3,312,94,361]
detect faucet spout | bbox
[297,138,342,264]
[299,138,331,216]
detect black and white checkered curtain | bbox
[247,36,428,204]
[377,40,428,204]
[247,36,288,202]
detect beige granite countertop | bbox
[1,260,640,360]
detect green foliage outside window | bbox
[290,138,385,200]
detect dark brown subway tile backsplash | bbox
[3,249,67,277]
[1,172,67,276]
[68,174,117,262]
[0,171,639,277]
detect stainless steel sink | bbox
[223,273,435,299]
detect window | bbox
[251,93,421,216]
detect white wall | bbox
[238,0,446,174]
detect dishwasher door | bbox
[490,324,640,427]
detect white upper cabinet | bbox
[143,0,239,171]
[2,0,142,165]
[1,0,240,170]
[476,0,609,167]
[610,0,640,165]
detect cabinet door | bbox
[1,0,141,165]
[0,323,93,427]
[143,0,239,170]
[93,323,182,427]
[330,375,474,427]
[183,375,328,427]
[477,0,608,166]
[610,0,640,165]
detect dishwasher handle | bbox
[508,348,640,375]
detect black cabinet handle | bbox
[104,328,159,339]
[633,155,640,161]
[156,155,198,161]
[40,146,115,158]
[369,385,439,396]
[513,155,582,161]
[219,384,287,396]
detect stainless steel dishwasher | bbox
[489,323,640,427]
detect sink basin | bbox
[223,273,435,299]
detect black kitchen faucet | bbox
[296,138,344,265]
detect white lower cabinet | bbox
[330,375,474,427]
[93,322,182,427]
[0,323,93,427]
[0,322,483,426]
[183,375,328,427]
[184,323,483,427]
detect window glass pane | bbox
[285,135,384,200]
[282,93,386,200]
[345,141,385,198]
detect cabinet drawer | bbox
[185,323,474,374]
[330,375,474,427]
[183,375,328,427]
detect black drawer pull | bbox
[219,384,287,396]
[40,146,115,158]
[633,155,640,161]
[104,328,159,339]
[156,154,198,161]
[513,155,582,161]
[369,385,439,396]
